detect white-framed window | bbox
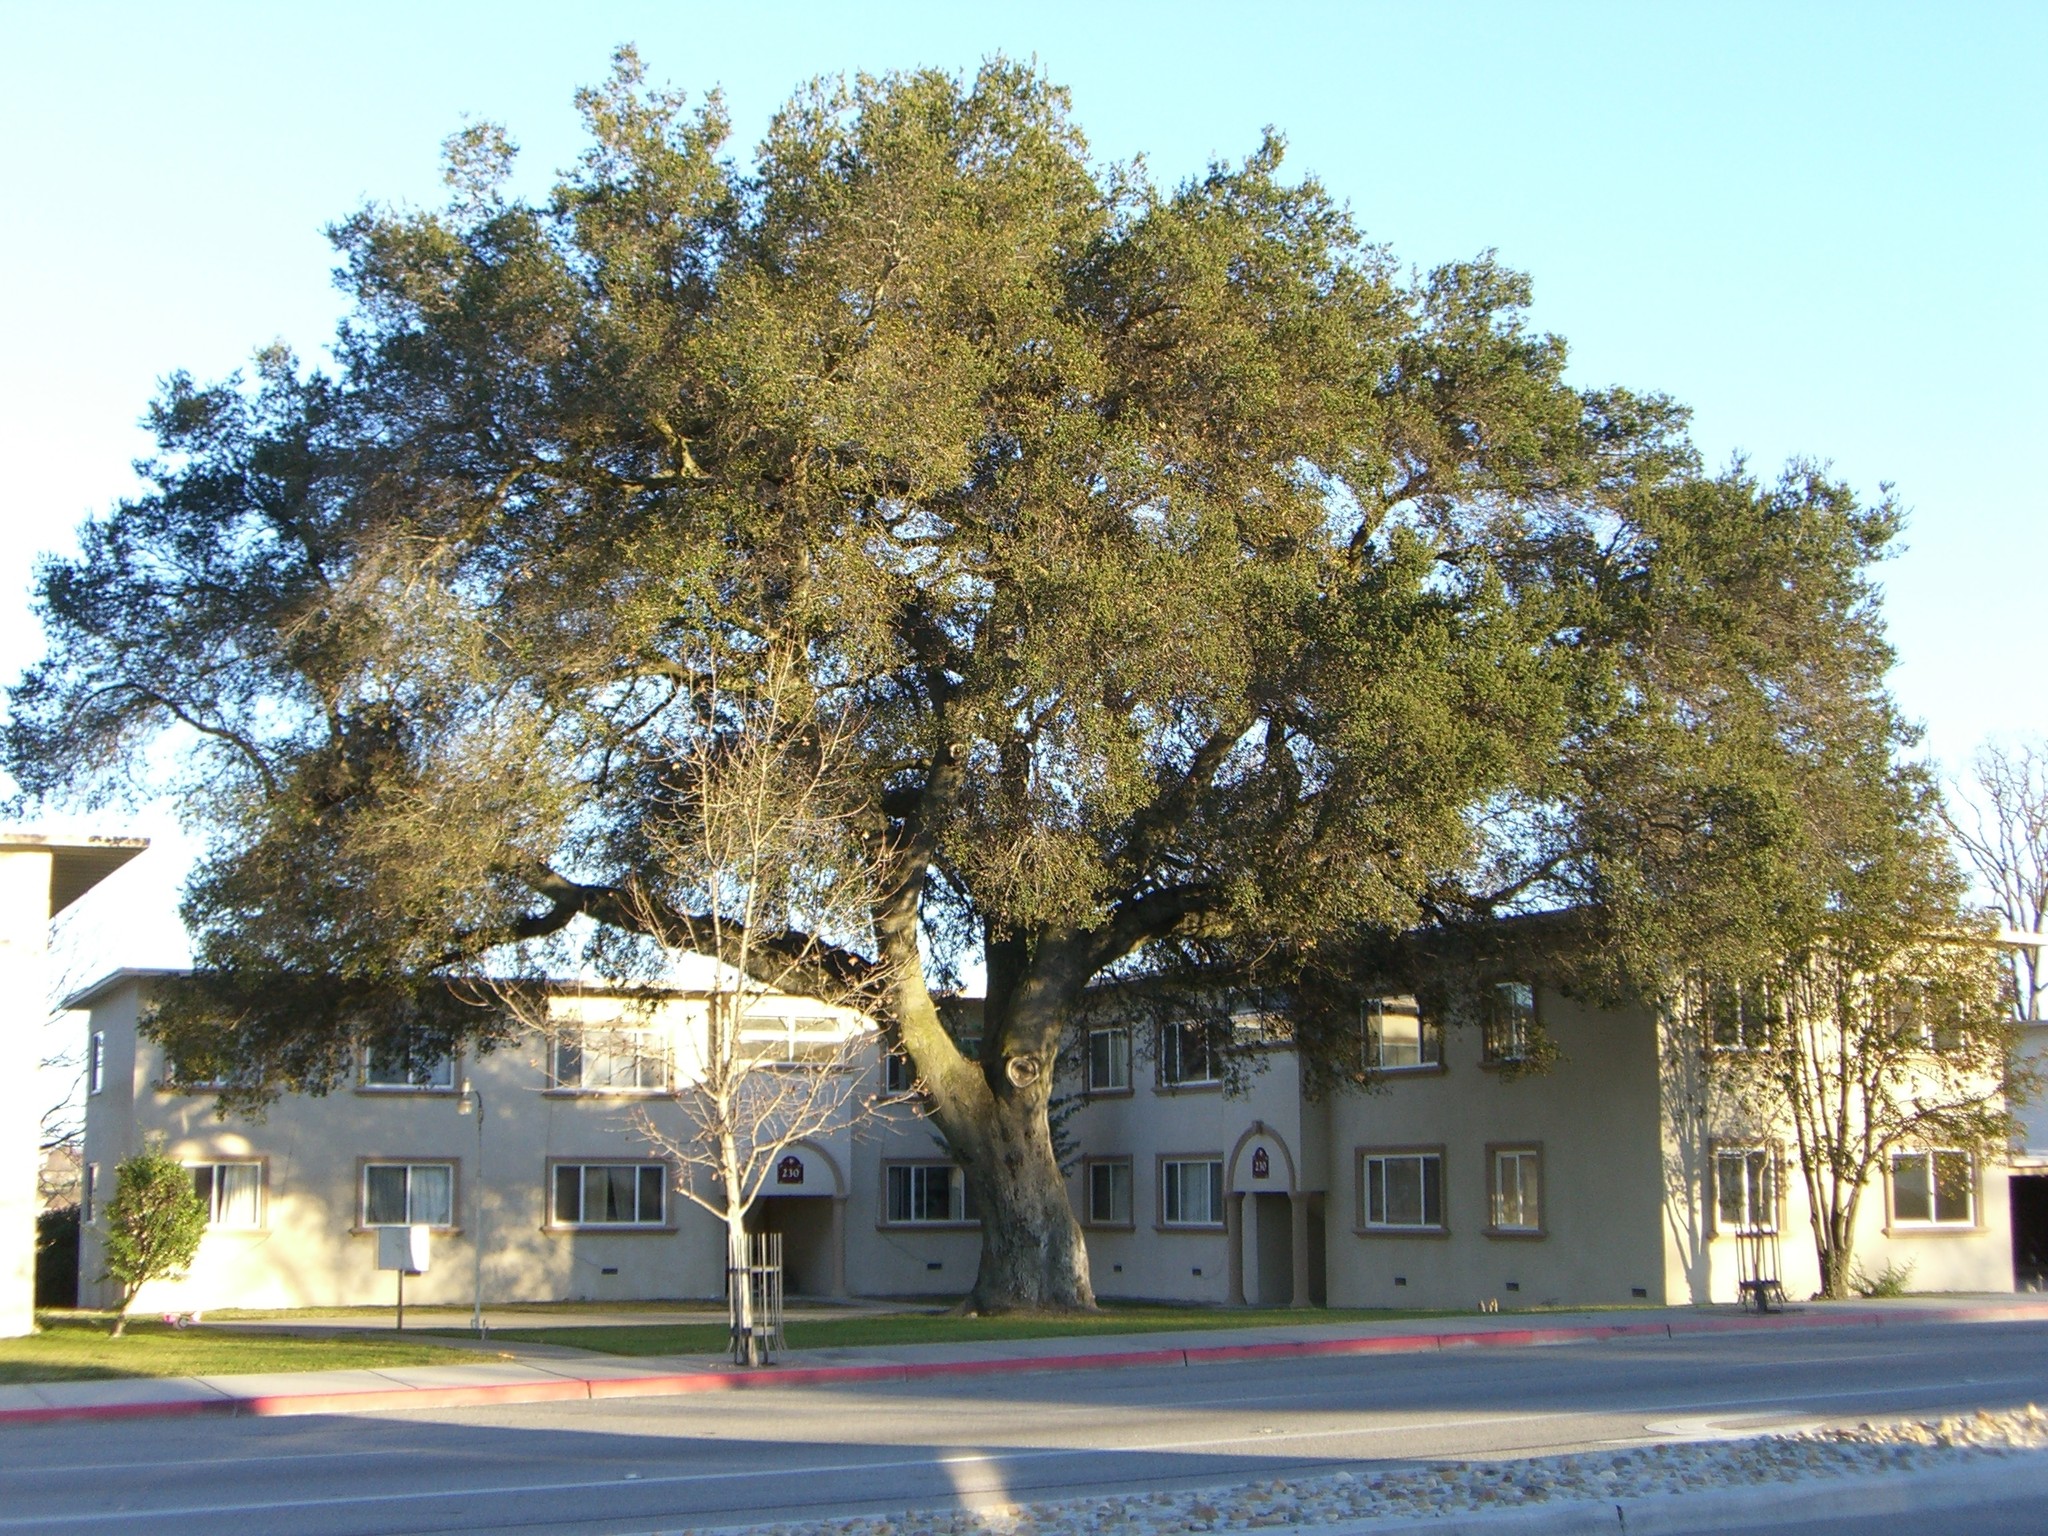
[361,1161,455,1227]
[1230,1009,1289,1045]
[885,1162,974,1224]
[1886,980,1965,1054]
[1086,1158,1133,1226]
[89,1032,106,1095]
[551,1028,667,1092]
[1891,1149,1975,1227]
[362,1045,455,1090]
[1365,1000,1441,1072]
[82,1162,97,1223]
[1489,1145,1542,1233]
[1361,1149,1444,1231]
[739,1013,847,1065]
[1714,1147,1776,1234]
[1159,1022,1218,1087]
[163,1058,231,1091]
[1161,1157,1225,1227]
[551,1162,667,1227]
[1708,982,1780,1051]
[1087,1027,1131,1093]
[189,1162,263,1228]
[1482,983,1535,1064]
[884,1047,916,1093]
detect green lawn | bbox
[461,1303,1469,1357]
[1,1316,491,1385]
[202,1300,736,1322]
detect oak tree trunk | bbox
[945,1065,1095,1312]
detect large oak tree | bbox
[9,54,1907,1308]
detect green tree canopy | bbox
[9,52,1912,1307]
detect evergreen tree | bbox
[10,53,1908,1309]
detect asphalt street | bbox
[4,1317,2047,1536]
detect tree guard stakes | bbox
[0,835,145,1338]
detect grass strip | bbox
[2,1316,488,1385]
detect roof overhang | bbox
[0,834,148,917]
[57,966,185,1013]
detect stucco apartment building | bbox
[70,968,2018,1314]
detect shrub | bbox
[1849,1258,1917,1299]
[100,1145,207,1335]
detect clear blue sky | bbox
[4,1,2043,975]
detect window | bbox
[1161,1157,1225,1227]
[1361,1149,1444,1231]
[362,1046,454,1090]
[552,1163,666,1227]
[1891,1149,1975,1227]
[552,1029,667,1092]
[189,1162,263,1228]
[1708,983,1780,1051]
[89,1032,105,1095]
[1365,1000,1441,1072]
[163,1057,231,1091]
[1482,984,1535,1064]
[1230,1009,1289,1045]
[1714,1148,1776,1234]
[361,1162,455,1227]
[1489,1146,1542,1233]
[82,1163,97,1224]
[885,1163,974,1224]
[1160,1022,1218,1087]
[1087,1028,1131,1093]
[884,1047,916,1094]
[1086,1159,1133,1226]
[739,1014,847,1065]
[1887,981,1965,1053]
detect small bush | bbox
[101,1145,207,1335]
[1849,1258,1917,1298]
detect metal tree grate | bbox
[1736,1224,1786,1312]
[728,1230,784,1366]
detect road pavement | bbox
[4,1314,2047,1535]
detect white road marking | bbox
[3,1445,432,1479]
[3,1372,2041,1528]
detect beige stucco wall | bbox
[1323,990,1669,1310]
[1659,1021,2016,1304]
[0,849,53,1335]
[77,980,874,1311]
[73,970,2018,1314]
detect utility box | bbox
[376,1224,431,1275]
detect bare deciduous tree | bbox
[1687,935,2021,1299]
[1944,737,2048,1022]
[536,651,904,1360]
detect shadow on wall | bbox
[1659,1004,1711,1304]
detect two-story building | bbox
[70,966,2019,1314]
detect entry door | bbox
[1252,1192,1291,1306]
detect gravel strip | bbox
[690,1407,2048,1536]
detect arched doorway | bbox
[744,1144,847,1297]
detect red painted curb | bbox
[0,1395,235,1427]
[9,1299,2048,1428]
[243,1377,596,1418]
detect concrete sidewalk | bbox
[7,1295,2048,1427]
